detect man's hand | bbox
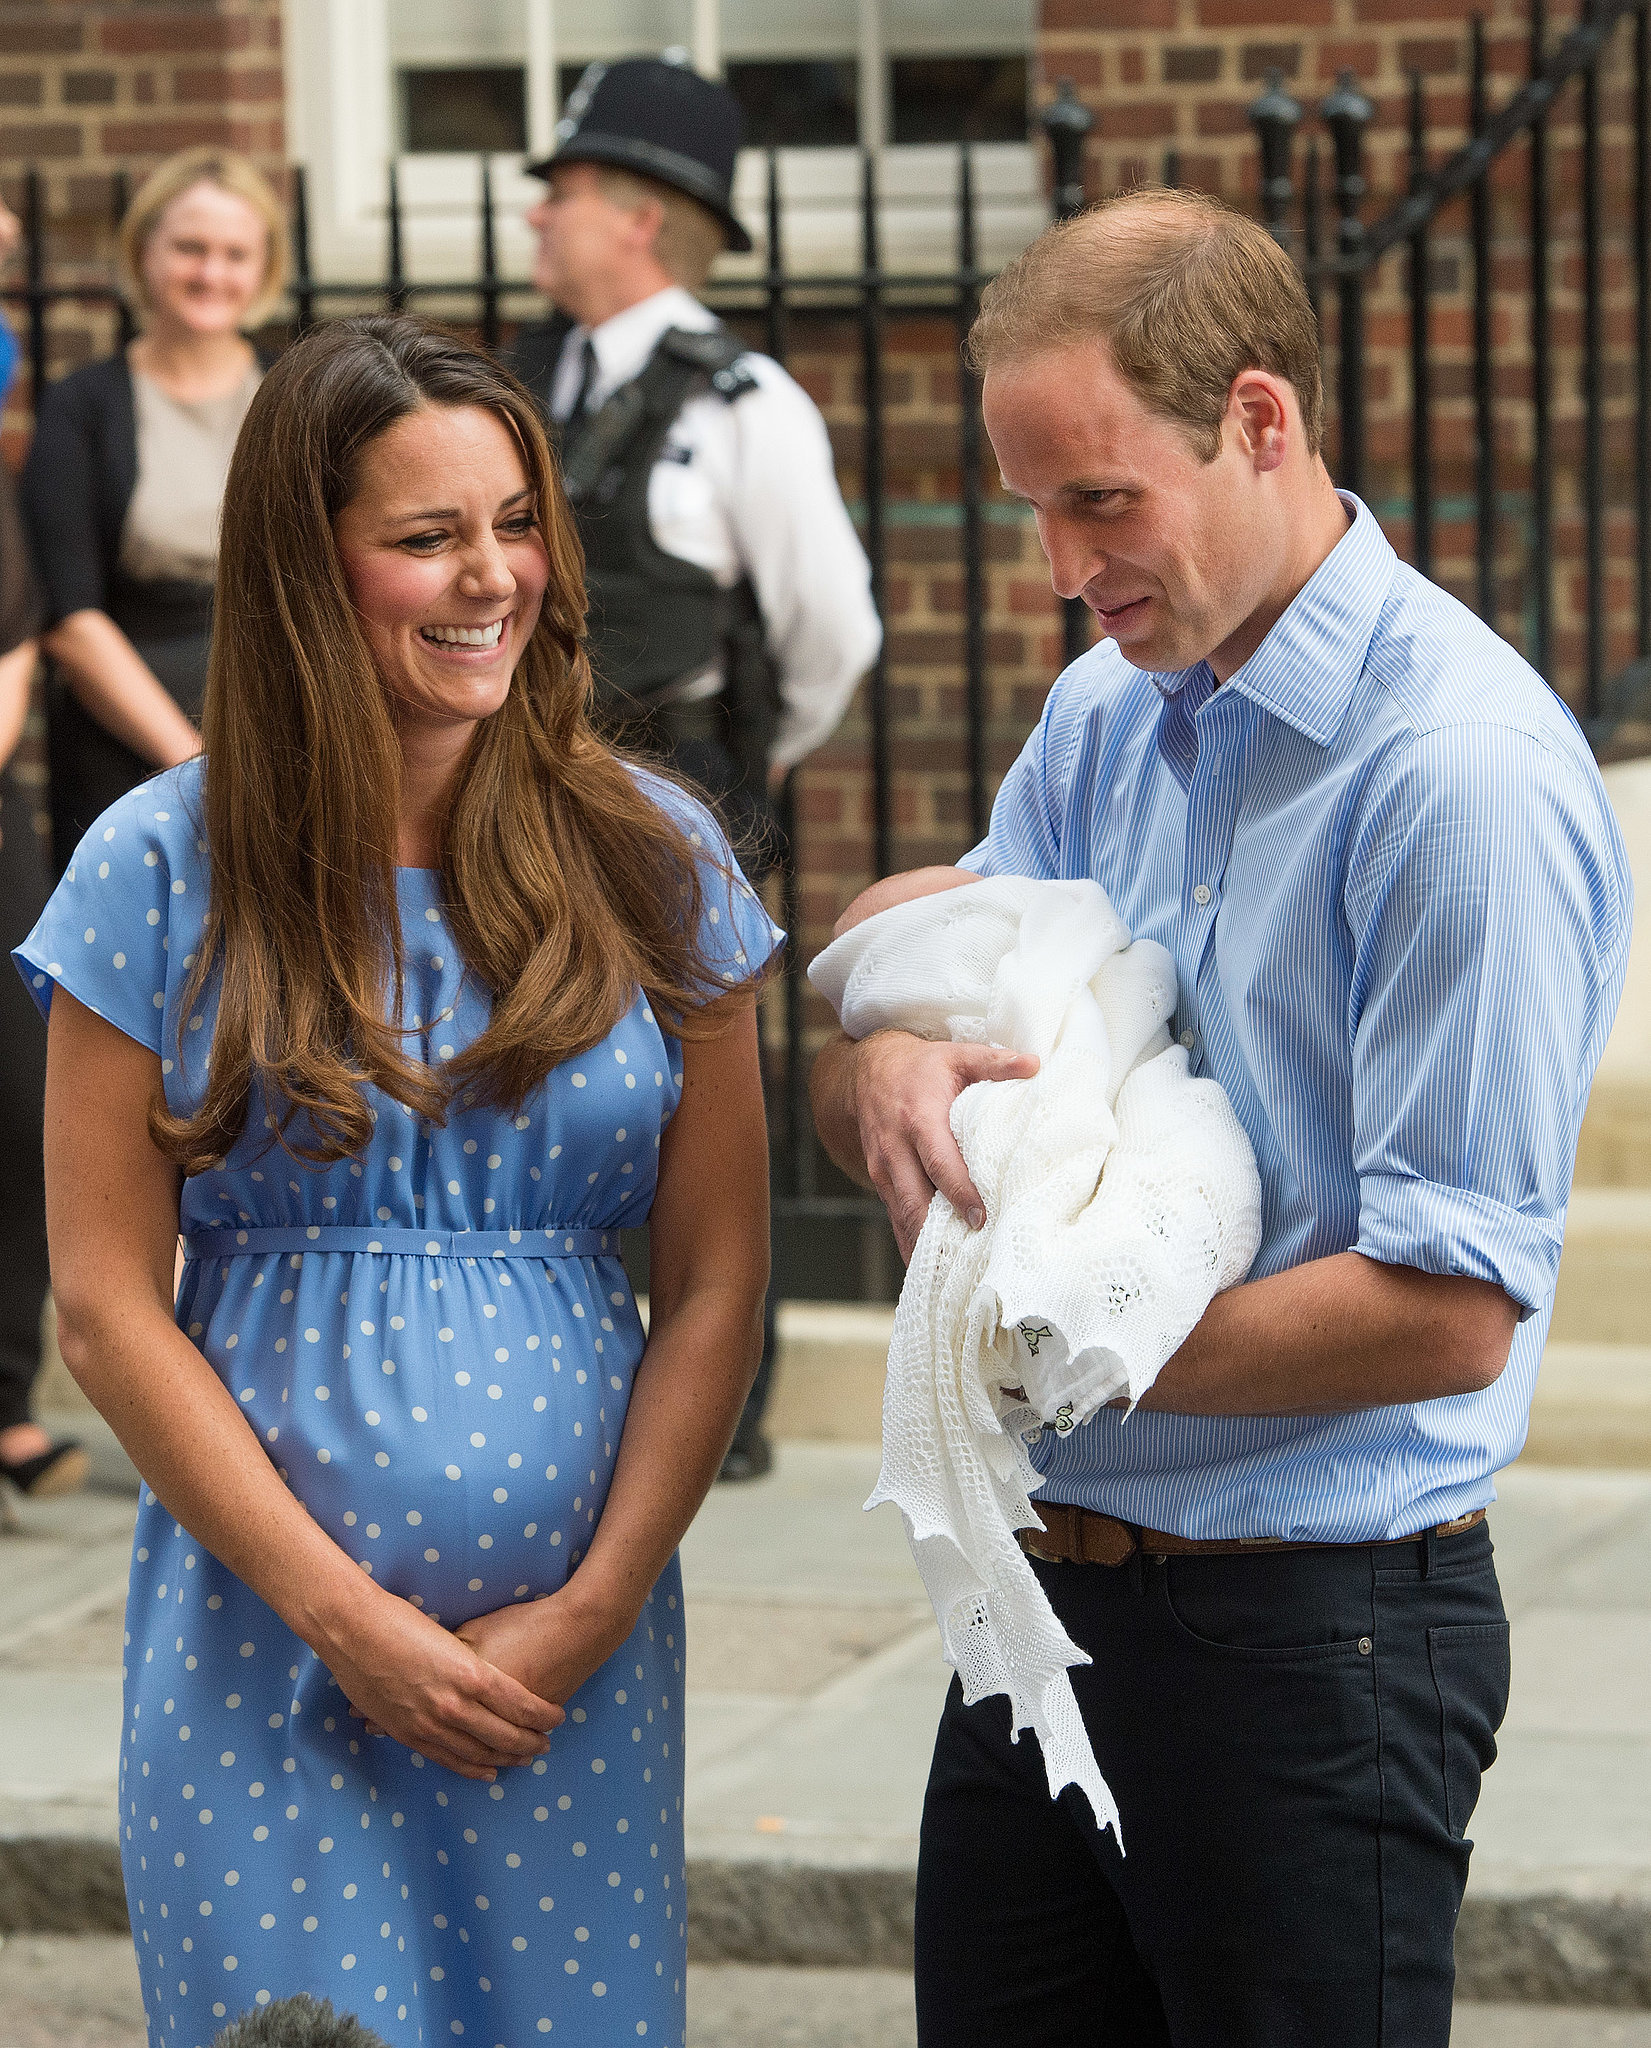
[813,1030,1038,1261]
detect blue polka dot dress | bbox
[14,759,782,2048]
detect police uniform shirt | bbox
[549,285,882,772]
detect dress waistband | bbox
[184,1226,619,1260]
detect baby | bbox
[809,866,1262,1837]
[834,864,980,937]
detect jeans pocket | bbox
[1427,1620,1511,1838]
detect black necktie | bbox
[569,335,599,420]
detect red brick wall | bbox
[1038,0,1645,718]
[0,0,286,400]
[752,313,1072,1055]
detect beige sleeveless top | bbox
[118,361,261,585]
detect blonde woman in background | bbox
[21,147,287,873]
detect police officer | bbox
[511,56,881,1479]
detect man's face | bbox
[525,162,639,311]
[983,341,1283,678]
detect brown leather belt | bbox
[1017,1501,1487,1567]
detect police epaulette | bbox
[660,326,758,402]
[709,360,760,402]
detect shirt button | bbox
[1193,884,1212,906]
[1180,1029,1195,1050]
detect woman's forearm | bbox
[0,637,35,769]
[56,1286,385,1653]
[44,608,201,767]
[1140,1250,1521,1415]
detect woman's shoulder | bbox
[626,761,725,851]
[34,350,132,423]
[66,759,207,888]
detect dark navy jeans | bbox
[914,1518,1510,2047]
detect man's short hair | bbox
[967,188,1324,460]
[594,166,727,292]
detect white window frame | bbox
[283,0,1040,285]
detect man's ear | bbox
[631,195,668,261]
[1228,371,1291,474]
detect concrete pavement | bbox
[3,1427,1649,2014]
[11,1937,1651,2048]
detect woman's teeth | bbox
[420,621,504,648]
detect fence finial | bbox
[1320,68,1374,232]
[1041,78,1094,223]
[1248,67,1302,249]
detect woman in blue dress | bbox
[17,315,781,2048]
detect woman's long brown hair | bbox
[152,314,744,1174]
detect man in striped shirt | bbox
[812,190,1632,2046]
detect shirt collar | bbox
[1148,494,1396,746]
[578,286,716,407]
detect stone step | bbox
[1551,1188,1651,1346]
[1575,1069,1651,1190]
[1526,1343,1651,1467]
[767,1306,1651,1470]
[767,1301,892,1446]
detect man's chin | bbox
[1100,623,1189,674]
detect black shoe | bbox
[0,1438,90,1498]
[717,1434,773,1484]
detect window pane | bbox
[390,0,524,63]
[727,60,858,147]
[890,55,1027,143]
[886,0,1034,53]
[721,0,857,61]
[401,68,528,154]
[556,0,693,65]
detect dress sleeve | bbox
[1343,723,1631,1320]
[20,370,110,626]
[11,773,190,1054]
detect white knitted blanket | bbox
[809,876,1261,1840]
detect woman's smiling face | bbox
[333,402,551,740]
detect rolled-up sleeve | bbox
[1344,722,1631,1318]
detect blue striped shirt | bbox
[961,495,1633,1540]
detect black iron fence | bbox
[1,4,1645,1291]
[1247,0,1650,734]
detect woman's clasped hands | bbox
[335,1576,636,1783]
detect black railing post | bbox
[1320,68,1372,500]
[1041,79,1094,671]
[112,170,135,347]
[1303,135,1324,340]
[386,160,407,315]
[1407,72,1433,581]
[1042,77,1092,222]
[777,764,813,1201]
[860,147,891,879]
[1582,11,1604,718]
[23,167,45,409]
[1470,17,1497,628]
[1636,0,1650,664]
[764,147,788,366]
[290,164,316,335]
[479,156,500,352]
[957,142,987,844]
[1249,68,1301,250]
[1162,147,1182,188]
[1529,0,1553,679]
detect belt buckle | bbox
[1019,1528,1065,1566]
